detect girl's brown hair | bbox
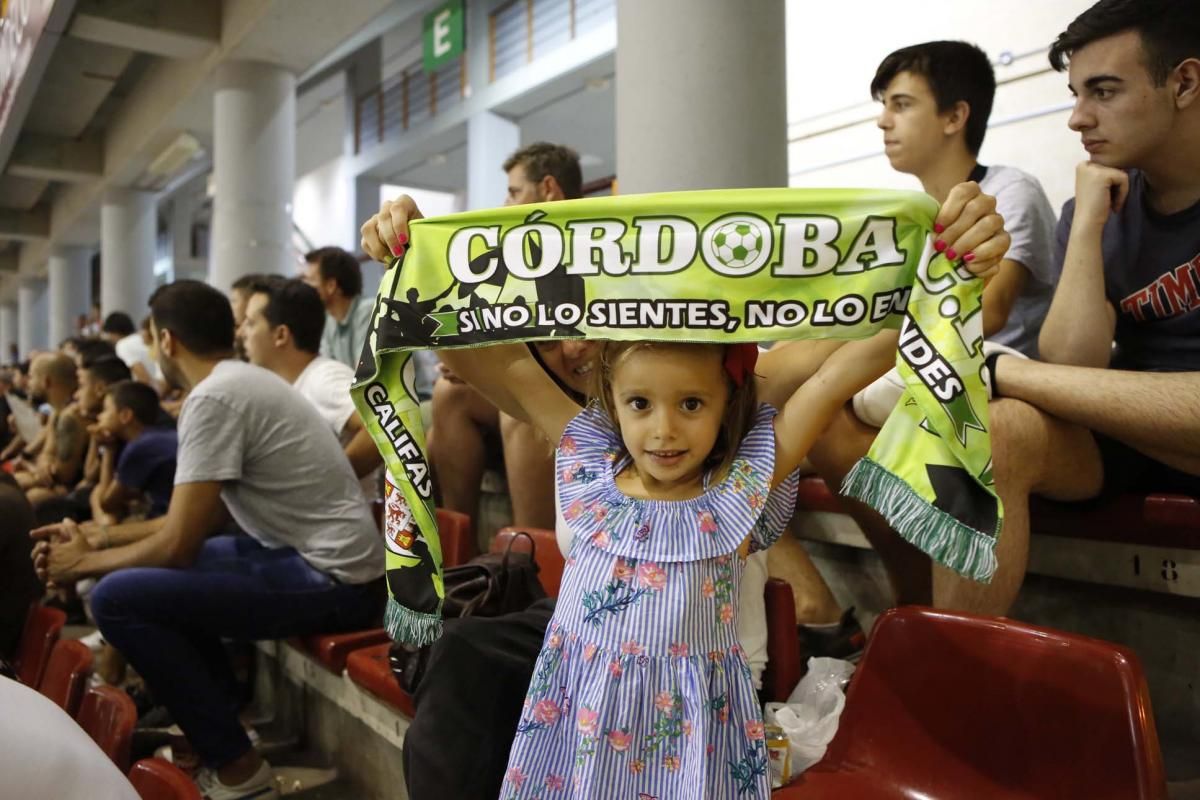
[590,341,758,482]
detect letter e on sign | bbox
[423,1,464,73]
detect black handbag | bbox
[389,531,547,694]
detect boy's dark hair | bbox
[503,142,583,200]
[148,281,235,356]
[1049,0,1199,85]
[871,41,996,155]
[77,339,118,368]
[101,312,136,337]
[231,273,273,292]
[304,247,362,298]
[107,380,161,427]
[254,279,326,355]
[85,356,132,386]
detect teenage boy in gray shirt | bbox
[33,280,383,800]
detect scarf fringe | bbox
[384,598,443,646]
[841,457,997,583]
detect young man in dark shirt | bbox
[91,380,176,524]
[945,0,1200,612]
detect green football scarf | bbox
[351,188,1002,645]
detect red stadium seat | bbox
[491,526,565,597]
[777,607,1167,799]
[77,684,138,772]
[436,507,475,568]
[761,578,802,702]
[128,758,203,800]
[297,628,391,673]
[1032,492,1200,549]
[299,507,474,673]
[37,639,93,717]
[346,643,415,716]
[13,604,66,686]
[794,476,846,514]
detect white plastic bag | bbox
[763,657,856,779]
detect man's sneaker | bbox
[194,760,278,800]
[798,607,867,663]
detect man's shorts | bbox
[1094,432,1200,497]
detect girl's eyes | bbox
[681,398,703,412]
[628,397,649,411]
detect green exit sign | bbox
[423,0,464,73]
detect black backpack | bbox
[389,531,547,693]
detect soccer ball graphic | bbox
[712,220,764,269]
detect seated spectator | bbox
[773,38,1064,635]
[14,354,86,501]
[0,474,39,675]
[302,245,438,400]
[29,356,132,525]
[90,380,176,525]
[873,40,1059,355]
[229,274,271,362]
[102,311,157,385]
[239,276,378,499]
[302,247,374,370]
[33,280,383,800]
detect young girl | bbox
[438,336,890,799]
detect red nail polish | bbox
[397,233,408,245]
[946,248,958,261]
[391,244,403,257]
[963,252,976,262]
[933,223,945,234]
[934,239,947,253]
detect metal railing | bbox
[489,0,615,83]
[354,55,467,154]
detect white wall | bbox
[785,0,1096,212]
[294,156,357,254]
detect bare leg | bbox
[500,412,557,530]
[932,398,1104,614]
[995,359,1200,474]
[766,533,842,625]
[808,404,933,606]
[428,378,499,535]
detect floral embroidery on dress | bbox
[728,742,770,795]
[711,555,736,628]
[581,576,651,626]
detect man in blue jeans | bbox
[33,280,385,800]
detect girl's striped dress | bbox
[500,404,799,800]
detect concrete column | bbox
[18,280,47,358]
[48,248,92,346]
[0,304,17,364]
[101,189,157,319]
[211,60,296,293]
[615,0,787,192]
[168,171,209,282]
[467,110,519,210]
